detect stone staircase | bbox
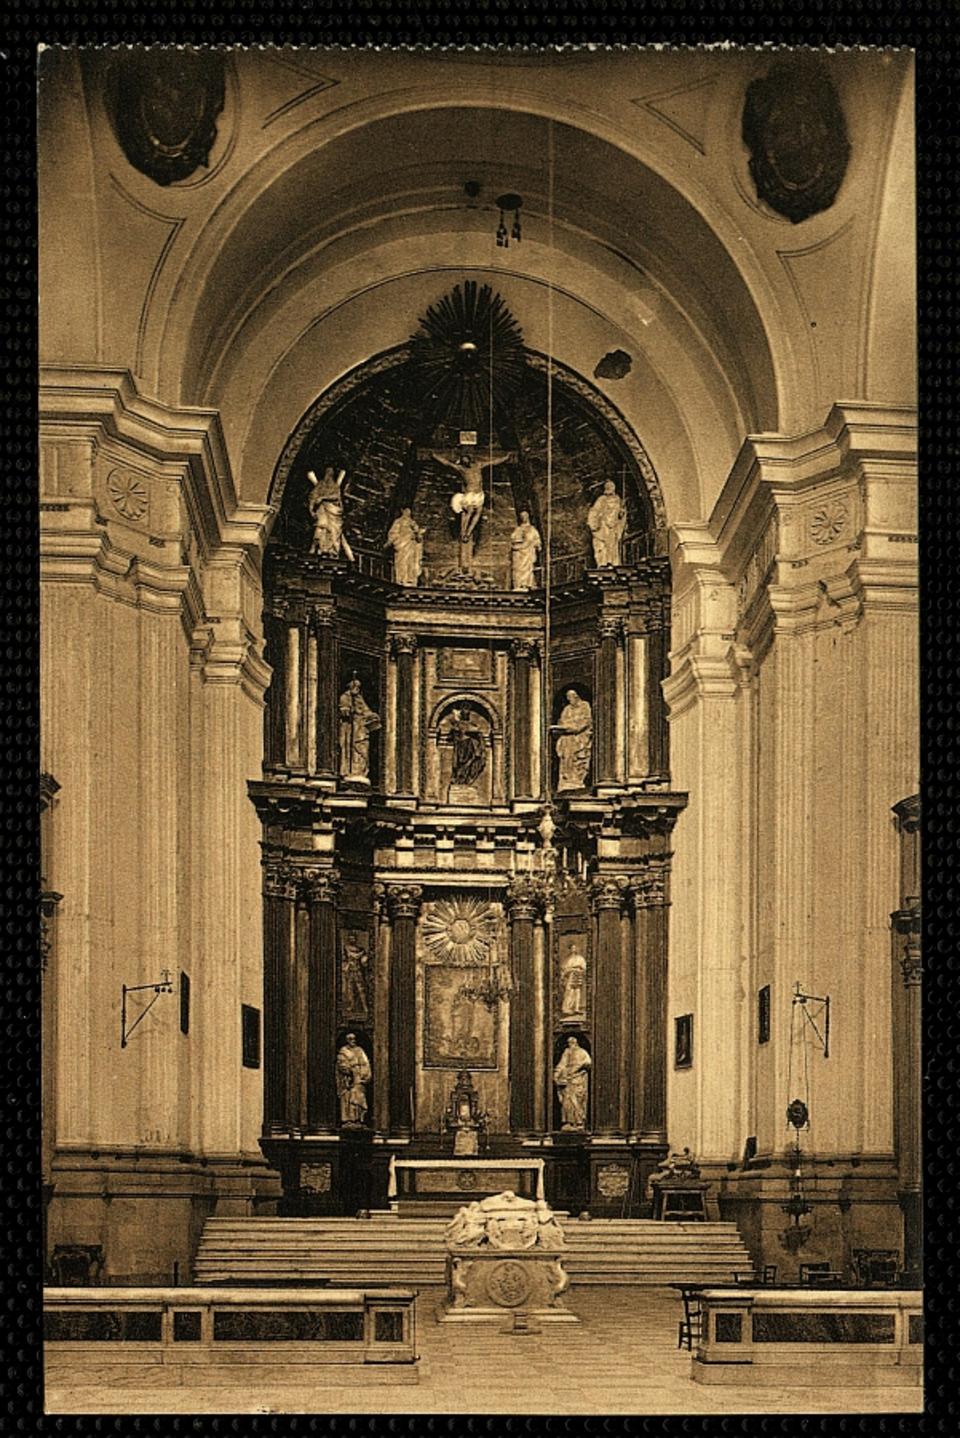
[193,1214,754,1287]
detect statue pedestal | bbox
[447,783,481,805]
[439,1250,578,1323]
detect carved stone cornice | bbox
[262,860,299,901]
[380,883,423,922]
[302,867,340,906]
[505,875,544,922]
[589,874,631,913]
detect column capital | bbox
[379,883,423,921]
[391,633,418,657]
[263,860,299,900]
[510,637,540,662]
[597,615,624,643]
[302,866,340,905]
[505,875,544,921]
[589,874,631,913]
[629,866,670,908]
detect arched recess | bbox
[267,341,667,566]
[145,98,785,524]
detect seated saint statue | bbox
[510,509,542,590]
[587,479,626,567]
[553,1035,592,1130]
[385,507,425,586]
[552,689,593,791]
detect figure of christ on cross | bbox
[423,444,516,568]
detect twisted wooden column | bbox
[506,876,542,1135]
[590,875,630,1135]
[383,884,422,1136]
[304,867,339,1133]
[262,860,298,1134]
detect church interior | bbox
[38,46,920,1412]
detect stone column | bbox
[262,861,298,1134]
[506,876,542,1135]
[529,642,543,799]
[263,611,287,769]
[595,617,622,787]
[384,884,422,1136]
[305,867,339,1133]
[511,640,536,799]
[635,865,670,1143]
[285,620,304,771]
[393,635,417,797]
[590,875,630,1136]
[645,608,669,779]
[626,631,648,781]
[314,606,338,780]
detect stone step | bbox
[194,1214,753,1287]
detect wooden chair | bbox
[677,1287,703,1350]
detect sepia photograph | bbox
[37,43,919,1416]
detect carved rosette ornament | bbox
[742,57,851,224]
[107,468,149,521]
[809,500,848,547]
[107,50,226,186]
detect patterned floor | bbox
[46,1286,923,1416]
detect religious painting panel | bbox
[437,646,495,687]
[339,928,371,1024]
[423,965,498,1070]
[555,927,590,1027]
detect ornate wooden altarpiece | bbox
[249,287,687,1217]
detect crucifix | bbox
[419,442,516,569]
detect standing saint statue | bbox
[336,1032,372,1127]
[559,947,587,1020]
[510,509,542,590]
[427,444,516,565]
[587,479,626,567]
[339,676,381,783]
[385,506,425,586]
[307,467,355,560]
[553,1035,592,1131]
[552,689,593,791]
[449,706,486,787]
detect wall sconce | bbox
[496,193,523,248]
[121,969,173,1047]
